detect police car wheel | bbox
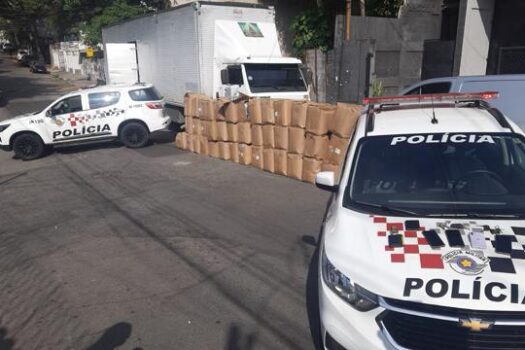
[120,122,149,148]
[12,133,44,160]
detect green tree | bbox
[290,8,332,57]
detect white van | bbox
[401,75,525,128]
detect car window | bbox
[50,95,83,116]
[405,82,451,95]
[128,87,161,101]
[88,92,120,109]
[405,86,421,95]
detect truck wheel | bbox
[12,133,45,160]
[120,122,149,148]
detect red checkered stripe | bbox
[373,216,445,269]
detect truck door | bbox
[105,43,139,85]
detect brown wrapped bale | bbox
[238,144,252,165]
[287,153,303,180]
[175,132,188,149]
[185,116,194,134]
[288,127,306,154]
[187,133,195,152]
[263,148,275,173]
[230,142,240,163]
[184,93,200,117]
[202,120,218,141]
[304,133,329,160]
[208,141,220,158]
[306,104,336,135]
[274,126,289,150]
[227,123,239,142]
[251,125,263,146]
[248,99,263,124]
[302,157,323,184]
[198,135,209,155]
[274,149,288,176]
[327,135,349,165]
[197,96,215,120]
[192,134,201,154]
[251,146,264,169]
[219,142,231,160]
[215,98,229,121]
[225,100,247,123]
[238,122,252,144]
[332,103,361,138]
[274,100,292,126]
[217,121,228,142]
[291,102,308,128]
[262,125,275,148]
[261,99,275,124]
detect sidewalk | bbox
[49,68,97,90]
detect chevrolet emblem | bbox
[459,318,493,332]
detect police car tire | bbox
[12,133,44,161]
[120,122,149,148]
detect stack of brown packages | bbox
[175,93,361,185]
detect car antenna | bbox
[430,95,439,124]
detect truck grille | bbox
[378,300,525,350]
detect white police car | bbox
[0,84,170,160]
[315,92,525,350]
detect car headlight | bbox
[0,124,10,133]
[321,247,378,311]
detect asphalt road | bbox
[0,55,330,350]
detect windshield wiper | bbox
[352,200,417,217]
[428,213,520,219]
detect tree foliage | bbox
[290,9,332,57]
[366,0,404,17]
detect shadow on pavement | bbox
[224,323,257,350]
[0,327,15,350]
[86,322,133,350]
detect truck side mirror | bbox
[315,171,338,192]
[300,65,313,86]
[221,69,229,85]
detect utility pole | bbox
[345,0,351,40]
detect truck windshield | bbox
[244,63,307,93]
[345,133,525,218]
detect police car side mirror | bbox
[46,109,53,117]
[316,171,338,192]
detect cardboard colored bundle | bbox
[274,150,287,176]
[306,104,336,135]
[291,102,308,128]
[288,127,306,154]
[252,146,264,169]
[191,118,202,136]
[185,116,194,134]
[251,125,263,146]
[208,141,220,158]
[327,135,349,165]
[332,103,361,138]
[287,153,303,180]
[215,98,229,120]
[227,123,239,142]
[263,148,275,173]
[225,100,247,123]
[217,121,228,142]
[261,99,275,124]
[198,136,209,155]
[238,144,252,165]
[192,134,200,153]
[184,93,200,117]
[304,133,329,160]
[248,99,263,124]
[262,125,275,148]
[302,157,323,184]
[175,132,188,149]
[274,100,292,126]
[322,162,341,180]
[219,142,231,160]
[230,142,240,163]
[238,122,252,144]
[202,120,218,141]
[274,126,288,150]
[197,96,215,120]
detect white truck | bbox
[102,2,310,122]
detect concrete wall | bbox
[453,0,495,76]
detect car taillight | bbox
[146,102,163,109]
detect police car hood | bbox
[2,112,37,123]
[324,210,525,311]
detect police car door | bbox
[85,91,123,137]
[44,94,87,143]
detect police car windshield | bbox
[346,133,525,218]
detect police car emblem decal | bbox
[442,250,489,275]
[54,117,65,126]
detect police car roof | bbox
[368,107,512,136]
[62,84,154,97]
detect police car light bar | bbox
[363,91,499,105]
